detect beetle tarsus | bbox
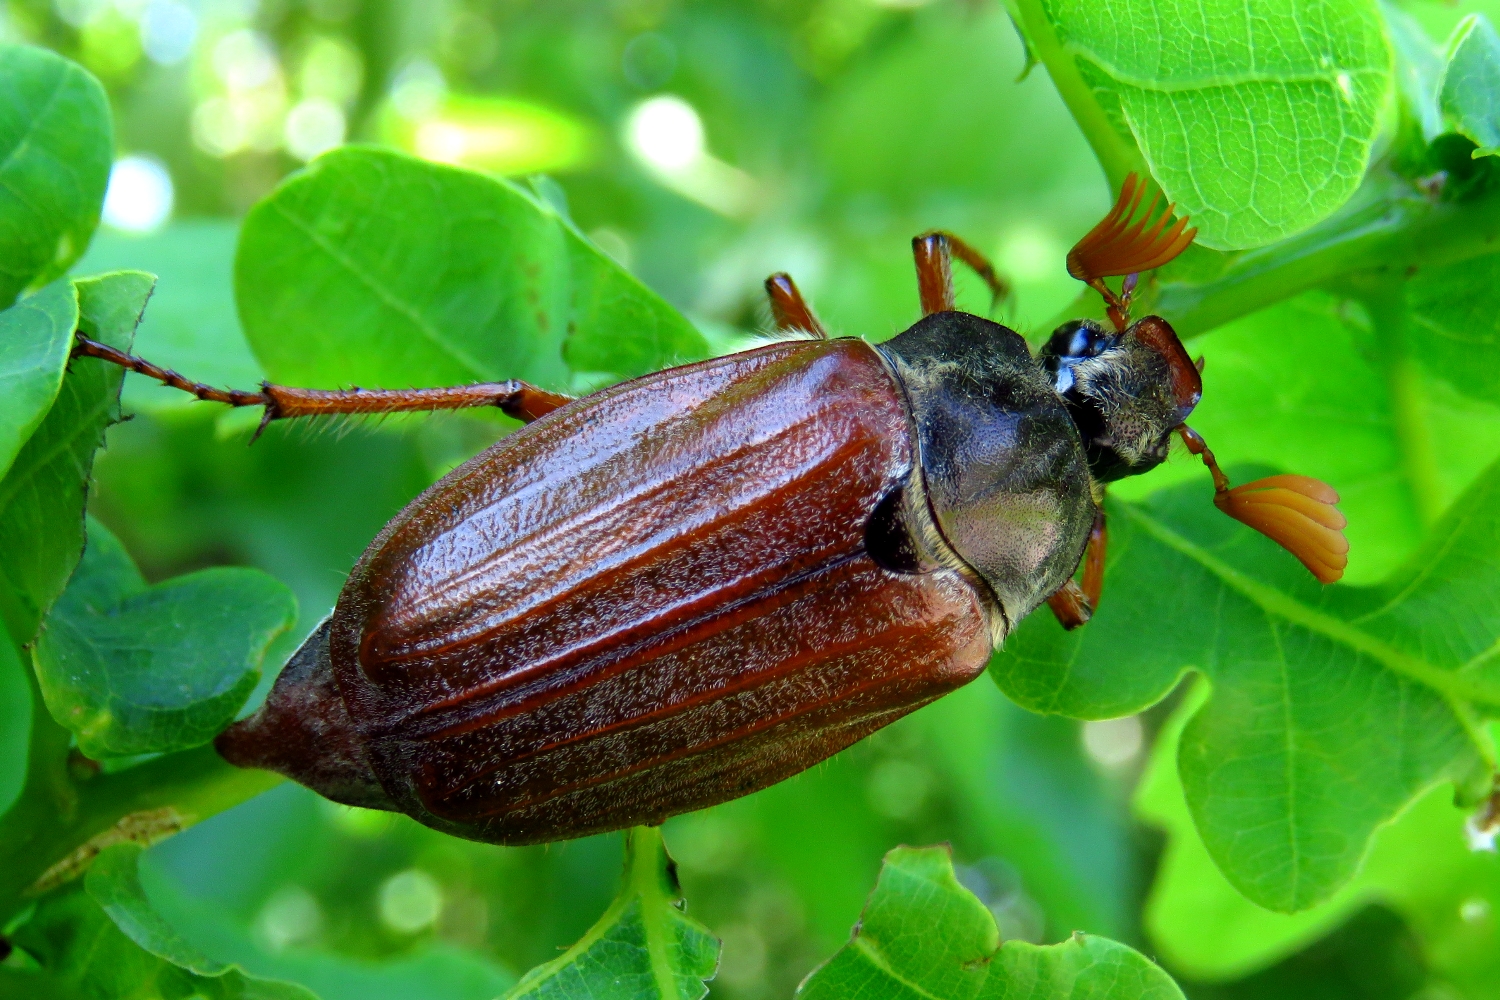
[72,333,270,408]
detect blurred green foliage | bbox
[5,0,1500,998]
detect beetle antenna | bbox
[1068,173,1196,330]
[1175,425,1348,583]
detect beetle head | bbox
[1038,313,1202,482]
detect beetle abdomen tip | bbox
[216,616,396,812]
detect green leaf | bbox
[991,454,1500,913]
[125,836,515,1000]
[0,967,84,999]
[1137,686,1500,995]
[5,845,316,1000]
[0,618,30,815]
[1409,252,1500,404]
[0,45,112,309]
[1438,14,1500,157]
[797,844,1183,999]
[32,518,295,759]
[504,827,719,1000]
[0,271,148,647]
[235,147,706,393]
[1013,0,1392,250]
[87,844,313,995]
[0,279,78,480]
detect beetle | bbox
[74,175,1347,845]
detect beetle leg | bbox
[1046,580,1092,630]
[916,231,1010,314]
[1176,424,1348,583]
[1080,507,1107,611]
[913,234,956,315]
[259,382,574,423]
[1046,507,1107,630]
[764,273,828,338]
[70,333,573,438]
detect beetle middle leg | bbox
[70,333,574,436]
[1046,507,1107,630]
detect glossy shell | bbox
[221,338,993,844]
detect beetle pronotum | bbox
[75,175,1346,844]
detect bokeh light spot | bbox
[214,29,277,91]
[285,97,345,161]
[716,923,768,989]
[102,155,173,233]
[625,95,704,172]
[298,36,362,105]
[399,96,591,176]
[255,885,323,952]
[1081,715,1144,768]
[390,58,445,121]
[140,1,196,65]
[378,868,444,934]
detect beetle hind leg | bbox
[70,333,574,439]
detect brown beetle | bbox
[77,175,1347,844]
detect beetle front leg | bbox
[70,334,574,436]
[913,234,956,315]
[915,231,1010,313]
[1046,508,1107,630]
[764,273,828,339]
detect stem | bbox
[0,668,281,923]
[1355,282,1445,527]
[1007,0,1148,190]
[1152,176,1500,337]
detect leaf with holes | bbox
[797,843,1183,999]
[991,455,1500,913]
[33,518,295,758]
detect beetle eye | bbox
[1044,320,1113,359]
